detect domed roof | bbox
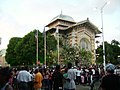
[51,14,75,22]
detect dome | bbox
[51,14,75,22]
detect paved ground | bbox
[76,84,90,90]
[76,81,100,90]
[41,81,100,90]
[41,84,99,90]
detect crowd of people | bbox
[0,63,120,90]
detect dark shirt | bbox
[100,74,120,90]
[52,71,63,90]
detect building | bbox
[46,13,101,64]
[0,49,8,67]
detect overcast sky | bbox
[0,0,120,49]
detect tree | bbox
[110,40,120,64]
[96,40,120,65]
[111,39,120,46]
[5,37,22,66]
[15,30,44,65]
[45,33,57,65]
[5,29,58,66]
[61,44,92,65]
[6,30,44,66]
[61,44,76,63]
[74,46,93,65]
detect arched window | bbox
[80,38,91,50]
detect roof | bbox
[66,18,101,34]
[51,14,75,23]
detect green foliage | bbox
[15,30,37,65]
[96,40,120,65]
[80,49,92,65]
[45,33,57,65]
[5,30,57,66]
[6,30,44,66]
[61,44,75,63]
[5,37,22,66]
[46,33,57,51]
[61,44,92,65]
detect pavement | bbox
[76,81,100,90]
[76,84,90,90]
[41,81,100,90]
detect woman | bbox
[34,68,43,90]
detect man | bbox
[99,63,120,90]
[17,66,32,90]
[73,66,77,85]
[67,63,76,90]
[52,65,64,90]
[34,68,43,90]
[76,68,81,85]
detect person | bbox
[67,63,76,90]
[34,68,43,90]
[0,67,13,90]
[52,65,64,90]
[63,68,69,90]
[43,68,50,90]
[17,66,32,90]
[99,63,120,90]
[76,68,81,85]
[90,67,100,90]
[49,69,53,90]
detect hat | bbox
[106,63,115,72]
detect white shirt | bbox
[17,70,32,82]
[92,69,95,75]
[73,68,77,78]
[76,70,81,76]
[67,68,76,89]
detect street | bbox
[76,81,100,90]
[76,85,90,90]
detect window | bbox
[80,38,91,50]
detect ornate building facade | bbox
[46,13,101,63]
[0,49,8,67]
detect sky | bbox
[0,0,120,49]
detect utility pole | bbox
[36,30,38,65]
[101,1,110,71]
[43,27,46,68]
